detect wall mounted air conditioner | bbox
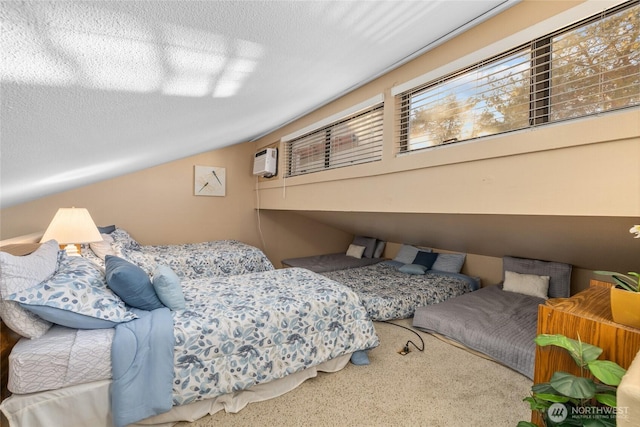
[253,148,277,177]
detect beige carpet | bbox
[175,319,533,427]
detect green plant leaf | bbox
[594,270,640,292]
[532,382,556,394]
[516,422,537,427]
[523,396,552,411]
[549,372,597,399]
[594,383,617,394]
[535,334,603,366]
[595,392,617,407]
[534,392,572,403]
[587,360,627,386]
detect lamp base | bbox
[60,243,82,256]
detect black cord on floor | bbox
[380,320,425,353]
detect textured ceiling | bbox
[0,0,516,207]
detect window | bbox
[285,103,383,177]
[396,1,639,153]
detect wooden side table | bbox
[531,280,640,425]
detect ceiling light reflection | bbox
[0,2,264,98]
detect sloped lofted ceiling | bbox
[0,0,517,207]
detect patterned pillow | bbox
[109,229,155,273]
[110,228,142,252]
[7,255,136,329]
[0,240,59,338]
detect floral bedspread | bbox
[321,263,475,320]
[170,267,379,406]
[109,229,274,279]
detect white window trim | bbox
[391,0,627,97]
[281,94,384,143]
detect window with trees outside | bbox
[396,1,639,153]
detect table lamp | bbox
[40,207,102,256]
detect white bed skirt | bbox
[0,354,351,427]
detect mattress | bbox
[9,326,113,394]
[281,253,383,273]
[412,284,542,379]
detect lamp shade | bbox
[41,207,102,245]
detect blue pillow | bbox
[412,251,438,270]
[98,225,116,234]
[105,256,164,311]
[152,265,186,310]
[432,253,466,273]
[399,264,427,275]
[350,350,370,365]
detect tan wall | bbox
[1,144,258,245]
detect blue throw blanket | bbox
[111,307,174,427]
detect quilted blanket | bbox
[171,267,379,406]
[109,228,274,279]
[112,267,379,426]
[322,262,476,320]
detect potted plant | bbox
[518,334,626,427]
[595,225,640,329]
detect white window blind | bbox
[396,0,639,154]
[285,102,384,177]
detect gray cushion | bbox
[352,236,377,258]
[393,245,431,264]
[502,256,572,298]
[373,240,386,258]
[432,253,466,273]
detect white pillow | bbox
[346,244,366,259]
[0,240,59,338]
[89,233,115,260]
[503,270,550,299]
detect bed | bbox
[281,252,384,272]
[85,227,275,279]
[281,235,386,273]
[412,256,572,379]
[0,241,379,427]
[319,244,480,321]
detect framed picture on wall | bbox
[194,166,226,197]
